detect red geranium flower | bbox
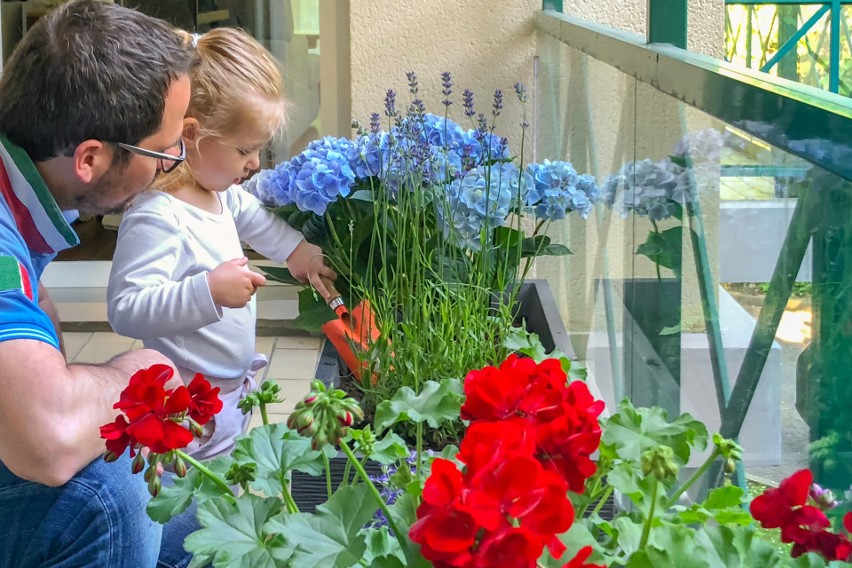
[409,505,479,567]
[750,469,816,534]
[457,419,535,474]
[114,364,175,421]
[563,545,605,568]
[472,527,545,568]
[99,415,133,457]
[187,373,223,425]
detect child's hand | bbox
[207,257,266,308]
[286,240,337,301]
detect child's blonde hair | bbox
[154,27,286,190]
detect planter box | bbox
[292,279,578,513]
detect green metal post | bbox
[830,0,841,92]
[542,0,563,11]
[777,4,800,80]
[648,0,688,48]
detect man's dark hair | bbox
[0,0,194,162]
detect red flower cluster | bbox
[751,469,852,561]
[460,355,605,492]
[410,356,605,568]
[100,365,222,458]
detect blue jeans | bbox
[0,454,198,568]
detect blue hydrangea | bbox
[524,160,599,221]
[251,136,356,215]
[244,168,288,207]
[602,158,689,221]
[349,133,384,179]
[419,113,465,149]
[439,162,524,250]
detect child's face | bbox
[189,127,268,192]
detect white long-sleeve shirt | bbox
[107,186,304,380]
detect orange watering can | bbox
[320,278,382,385]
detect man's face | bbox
[77,74,191,214]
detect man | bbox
[0,1,196,566]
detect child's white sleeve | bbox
[229,185,305,264]
[107,209,222,340]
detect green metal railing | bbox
[725,0,852,94]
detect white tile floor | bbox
[63,331,323,431]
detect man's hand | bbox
[207,257,266,308]
[285,240,337,301]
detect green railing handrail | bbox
[535,9,852,182]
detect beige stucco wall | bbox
[349,1,540,147]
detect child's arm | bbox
[230,187,336,299]
[107,209,223,339]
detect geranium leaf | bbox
[374,379,463,432]
[183,494,287,568]
[625,524,786,568]
[147,455,235,524]
[370,432,411,465]
[362,526,407,566]
[232,423,334,496]
[600,399,708,466]
[265,485,378,568]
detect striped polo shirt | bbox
[0,135,79,349]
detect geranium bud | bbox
[303,394,318,406]
[190,421,204,438]
[131,452,146,474]
[286,414,298,429]
[103,451,119,463]
[297,410,315,429]
[147,475,161,497]
[174,456,188,478]
[144,464,157,483]
[337,411,353,427]
[724,458,737,475]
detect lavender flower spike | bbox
[463,89,475,118]
[514,82,528,103]
[384,89,397,118]
[492,89,503,118]
[369,112,381,134]
[441,71,453,107]
[406,70,418,95]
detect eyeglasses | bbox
[117,139,186,173]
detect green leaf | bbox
[674,485,752,526]
[660,323,682,336]
[370,432,411,465]
[349,190,374,202]
[625,524,787,568]
[540,243,572,256]
[614,517,645,558]
[362,526,407,567]
[147,456,235,524]
[232,423,333,496]
[293,287,335,332]
[183,494,287,568]
[265,485,378,568]
[259,265,300,285]
[374,379,463,432]
[636,226,683,277]
[600,399,708,466]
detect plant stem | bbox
[176,450,234,497]
[663,448,720,509]
[340,460,352,491]
[340,441,409,555]
[590,485,614,518]
[322,452,333,500]
[416,422,423,480]
[280,475,300,514]
[639,477,658,551]
[259,403,269,427]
